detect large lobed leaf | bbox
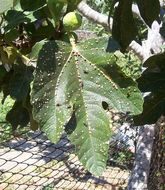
[31,38,143,176]
[57,54,112,176]
[78,38,143,115]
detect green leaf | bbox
[24,20,55,39]
[32,6,50,20]
[61,54,112,176]
[112,0,137,51]
[136,0,160,27]
[9,60,34,101]
[0,66,7,92]
[134,93,165,125]
[140,53,165,93]
[78,38,143,115]
[31,37,143,175]
[0,0,13,14]
[31,41,72,143]
[143,52,165,70]
[134,53,165,125]
[30,40,47,60]
[6,101,30,130]
[23,95,39,131]
[20,0,46,11]
[47,0,65,26]
[57,39,142,175]
[5,10,31,31]
[4,29,20,43]
[13,0,20,7]
[31,38,143,176]
[137,69,165,93]
[0,70,14,103]
[0,66,7,81]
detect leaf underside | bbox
[134,53,165,125]
[31,38,143,176]
[9,61,33,101]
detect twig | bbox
[77,1,145,61]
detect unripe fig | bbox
[63,12,82,31]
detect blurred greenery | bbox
[0,93,14,142]
[110,148,134,170]
[0,93,14,122]
[0,93,29,142]
[114,51,142,80]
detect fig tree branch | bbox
[77,1,144,60]
[77,1,165,61]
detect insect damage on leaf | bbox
[31,38,143,176]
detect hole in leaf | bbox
[67,105,72,109]
[80,81,84,88]
[65,112,77,135]
[56,103,61,107]
[83,123,88,128]
[127,92,131,98]
[102,101,109,110]
[83,70,88,74]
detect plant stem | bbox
[9,43,30,63]
[68,33,78,52]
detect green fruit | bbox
[63,12,82,31]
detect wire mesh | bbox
[0,123,136,190]
[148,116,165,190]
[0,31,138,190]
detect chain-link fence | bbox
[1,31,164,190]
[148,116,165,190]
[0,122,137,190]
